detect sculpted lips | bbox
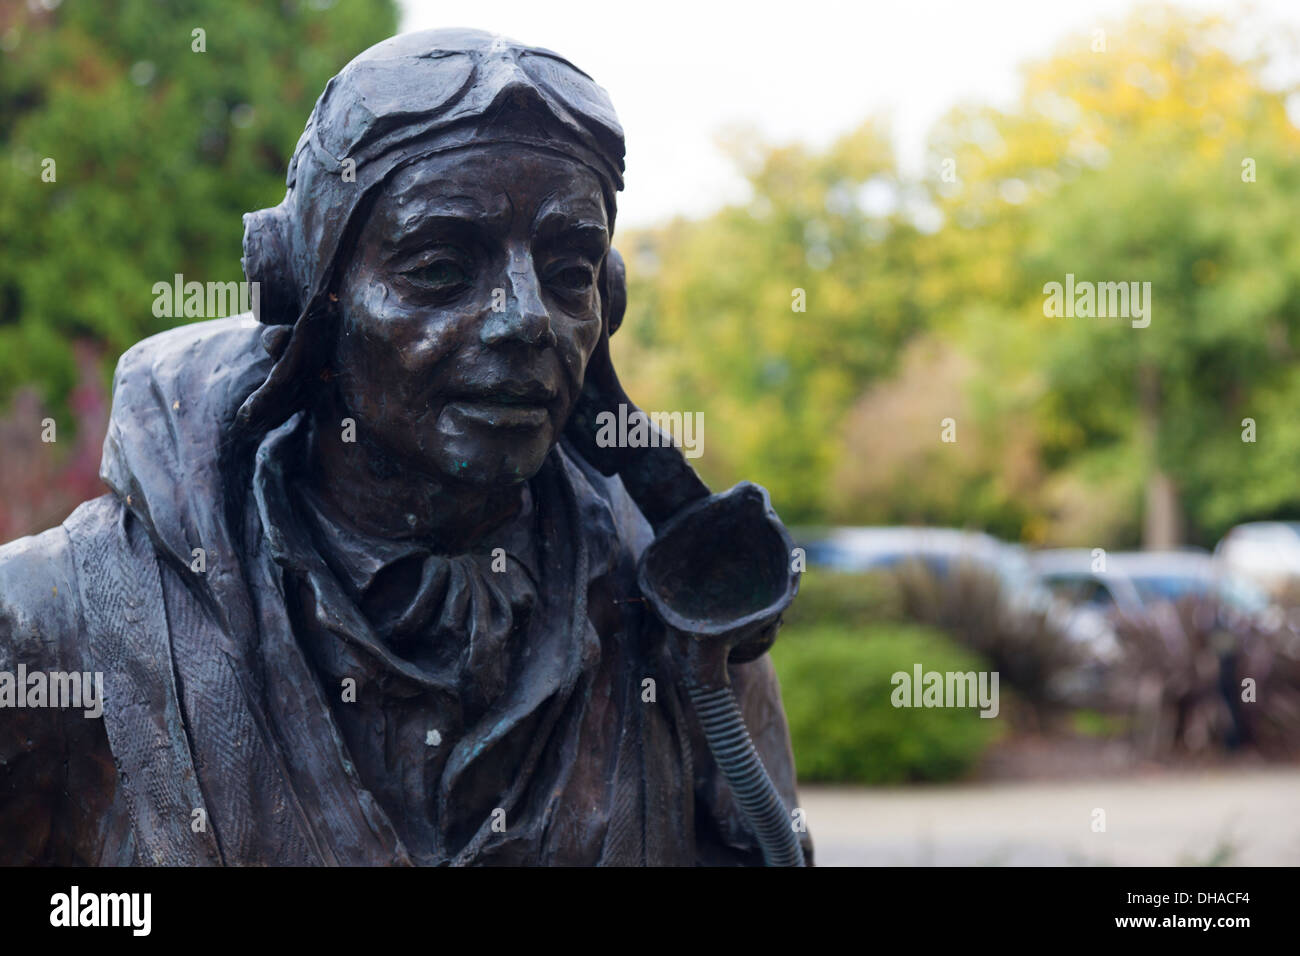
[444,401,550,428]
[442,380,557,429]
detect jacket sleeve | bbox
[0,523,116,865]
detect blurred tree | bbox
[622,3,1300,544]
[923,4,1300,547]
[616,121,937,521]
[0,0,398,423]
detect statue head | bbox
[238,29,626,489]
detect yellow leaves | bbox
[946,6,1299,207]
[616,4,1300,531]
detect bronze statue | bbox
[0,28,810,866]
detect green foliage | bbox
[619,5,1300,547]
[782,569,902,631]
[771,623,1000,783]
[615,122,934,522]
[1071,709,1128,739]
[917,4,1300,546]
[0,0,399,423]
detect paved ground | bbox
[799,768,1300,866]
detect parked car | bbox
[800,525,1008,574]
[797,527,1119,658]
[1031,548,1277,629]
[1214,521,1300,599]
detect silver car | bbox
[1031,548,1275,628]
[798,526,1119,658]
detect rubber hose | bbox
[688,685,805,867]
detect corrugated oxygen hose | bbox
[688,684,806,867]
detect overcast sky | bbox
[400,0,1300,229]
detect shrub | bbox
[771,623,1001,784]
[1113,596,1300,758]
[893,561,1088,728]
[783,570,902,631]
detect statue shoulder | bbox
[0,514,84,668]
[0,498,119,865]
[114,313,267,378]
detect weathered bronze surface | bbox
[0,28,810,866]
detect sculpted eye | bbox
[409,259,470,292]
[549,265,593,294]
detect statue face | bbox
[332,145,609,488]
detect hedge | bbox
[770,622,1001,784]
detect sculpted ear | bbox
[601,246,627,337]
[566,246,629,476]
[241,204,299,327]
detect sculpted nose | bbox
[480,251,557,349]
